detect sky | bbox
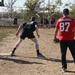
[0,0,74,12]
[0,0,26,11]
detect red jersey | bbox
[56,16,75,40]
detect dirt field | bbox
[0,28,75,75]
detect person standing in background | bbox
[13,16,18,25]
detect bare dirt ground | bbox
[0,28,75,75]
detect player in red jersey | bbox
[54,8,75,72]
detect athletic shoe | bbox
[11,52,15,56]
[37,53,44,58]
[62,68,67,73]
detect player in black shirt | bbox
[11,16,43,57]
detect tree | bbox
[69,4,75,18]
[55,0,62,6]
[46,0,63,14]
[64,2,72,9]
[5,0,17,18]
[24,0,44,19]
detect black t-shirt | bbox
[23,21,38,31]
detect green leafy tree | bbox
[46,0,63,14]
[24,0,44,20]
[69,4,75,18]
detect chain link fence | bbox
[0,18,25,27]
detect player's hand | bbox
[53,38,59,43]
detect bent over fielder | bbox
[11,16,43,57]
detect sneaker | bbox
[62,68,67,73]
[11,52,15,56]
[37,53,44,58]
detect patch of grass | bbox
[0,27,17,42]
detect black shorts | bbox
[51,21,55,24]
[20,29,35,39]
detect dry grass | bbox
[0,27,17,42]
[0,28,75,75]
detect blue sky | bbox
[0,0,74,12]
[4,0,26,7]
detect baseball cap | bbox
[63,8,69,15]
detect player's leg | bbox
[30,38,39,54]
[30,37,43,57]
[27,31,44,57]
[68,41,75,63]
[44,24,46,29]
[11,38,23,56]
[47,24,50,29]
[50,21,52,27]
[60,41,67,72]
[11,29,26,56]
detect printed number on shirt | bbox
[60,22,70,32]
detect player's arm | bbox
[35,24,40,38]
[54,28,58,39]
[54,21,59,41]
[16,24,23,36]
